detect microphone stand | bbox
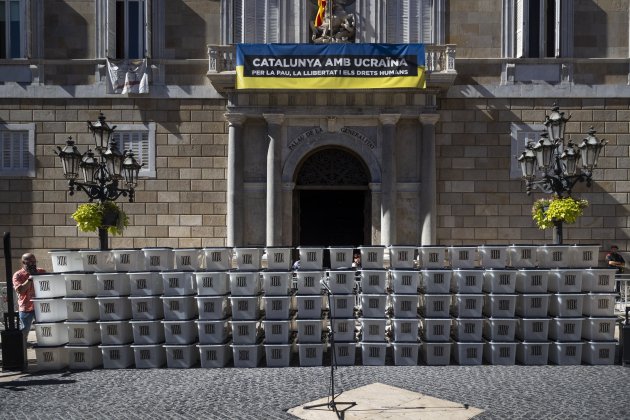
[303,278,357,419]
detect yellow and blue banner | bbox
[235,43,426,90]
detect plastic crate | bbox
[64,297,100,321]
[388,245,417,269]
[49,249,84,273]
[234,247,264,270]
[391,318,420,342]
[128,295,164,320]
[549,341,584,365]
[228,270,261,296]
[264,344,292,367]
[548,269,583,293]
[66,344,103,369]
[359,269,388,294]
[95,296,132,321]
[230,320,261,345]
[515,294,551,318]
[295,295,324,319]
[483,318,517,342]
[392,294,420,318]
[482,269,517,294]
[329,294,355,319]
[297,343,324,366]
[32,273,66,299]
[330,318,357,342]
[582,317,617,341]
[418,246,446,269]
[65,321,101,346]
[32,297,67,322]
[128,271,163,296]
[262,295,293,320]
[421,341,451,365]
[328,247,354,269]
[583,293,616,317]
[195,270,230,296]
[196,319,230,345]
[98,320,133,345]
[196,295,230,320]
[359,318,387,342]
[64,273,98,298]
[484,341,518,365]
[164,343,199,368]
[451,269,483,293]
[173,248,203,270]
[231,344,263,368]
[296,319,325,343]
[582,340,617,365]
[265,247,293,270]
[198,343,232,368]
[34,345,68,371]
[260,270,293,296]
[568,244,600,268]
[332,342,357,365]
[163,319,198,345]
[359,294,388,318]
[112,248,146,271]
[452,318,484,342]
[161,271,196,296]
[548,293,584,317]
[451,294,484,318]
[34,321,68,346]
[548,317,584,342]
[95,272,131,297]
[477,245,508,269]
[420,269,452,294]
[142,247,174,271]
[453,342,484,366]
[516,318,550,341]
[419,294,449,318]
[515,270,549,294]
[391,269,420,294]
[420,318,452,342]
[327,269,357,294]
[507,245,538,268]
[295,271,324,295]
[483,294,517,318]
[358,246,385,269]
[130,320,165,345]
[448,246,479,269]
[262,320,292,344]
[99,344,134,368]
[202,247,233,271]
[536,245,571,268]
[360,342,387,365]
[79,250,115,272]
[582,268,617,293]
[392,342,420,366]
[131,343,166,368]
[516,341,550,365]
[161,295,198,321]
[229,296,261,320]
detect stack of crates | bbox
[261,246,295,367]
[196,247,233,368]
[295,247,327,366]
[229,248,264,367]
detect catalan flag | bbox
[315,0,326,27]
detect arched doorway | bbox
[294,147,370,246]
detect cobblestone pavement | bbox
[0,361,629,419]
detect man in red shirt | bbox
[12,253,46,338]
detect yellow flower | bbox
[532,197,588,230]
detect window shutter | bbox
[116,131,150,177]
[407,0,420,43]
[106,0,117,57]
[145,0,152,58]
[554,0,561,57]
[255,0,266,43]
[233,0,243,44]
[386,0,400,43]
[421,0,433,43]
[515,0,527,58]
[267,0,279,43]
[1,131,29,171]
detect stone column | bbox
[263,114,285,246]
[225,113,246,247]
[419,113,440,245]
[379,114,400,246]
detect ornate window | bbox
[99,0,152,59]
[0,0,25,58]
[297,148,369,186]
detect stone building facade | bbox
[1,0,630,272]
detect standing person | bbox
[606,245,625,294]
[12,253,46,339]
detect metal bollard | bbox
[623,307,630,367]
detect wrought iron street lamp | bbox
[517,104,607,243]
[56,113,142,250]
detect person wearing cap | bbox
[12,253,46,339]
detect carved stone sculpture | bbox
[311,0,356,44]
